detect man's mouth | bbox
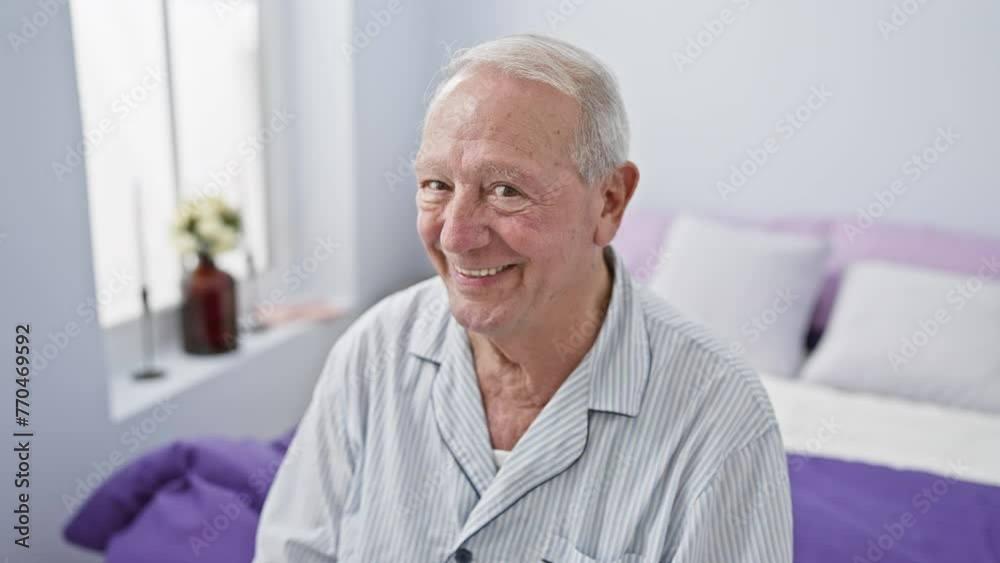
[454,264,515,278]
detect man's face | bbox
[415,67,603,337]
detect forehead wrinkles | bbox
[420,119,577,188]
[453,114,551,160]
[424,73,581,167]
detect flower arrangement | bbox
[172,197,242,257]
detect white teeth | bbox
[458,264,511,278]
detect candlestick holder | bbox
[131,179,165,380]
[245,249,268,334]
[133,285,165,380]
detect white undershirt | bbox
[492,449,512,468]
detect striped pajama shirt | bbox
[254,247,793,562]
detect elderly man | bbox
[255,34,792,562]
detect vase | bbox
[181,253,238,354]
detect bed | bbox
[762,372,1000,561]
[621,211,1000,562]
[61,395,1000,563]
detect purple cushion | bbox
[63,432,296,563]
[614,211,1000,335]
[105,474,260,563]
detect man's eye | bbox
[491,184,521,198]
[424,180,450,191]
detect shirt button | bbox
[454,547,473,562]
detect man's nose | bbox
[439,188,490,254]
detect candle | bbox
[132,180,148,287]
[131,178,165,379]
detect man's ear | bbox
[594,161,639,246]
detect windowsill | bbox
[107,307,355,423]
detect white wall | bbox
[286,0,360,305]
[1,3,110,559]
[0,1,352,561]
[351,0,439,306]
[426,0,1000,237]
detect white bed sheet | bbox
[759,373,1000,487]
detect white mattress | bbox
[760,373,1000,487]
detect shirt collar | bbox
[408,245,652,417]
[586,245,651,416]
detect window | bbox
[68,0,270,326]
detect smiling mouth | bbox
[454,264,515,278]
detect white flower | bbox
[196,216,225,239]
[173,196,242,257]
[174,232,200,255]
[210,228,238,254]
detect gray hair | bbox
[425,34,630,186]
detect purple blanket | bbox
[789,454,1000,562]
[65,434,1000,562]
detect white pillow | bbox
[801,261,1000,414]
[648,215,831,377]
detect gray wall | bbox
[2,1,110,559]
[427,0,1000,237]
[351,0,438,306]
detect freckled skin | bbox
[414,67,639,449]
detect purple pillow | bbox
[63,436,288,558]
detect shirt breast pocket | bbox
[541,534,646,563]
